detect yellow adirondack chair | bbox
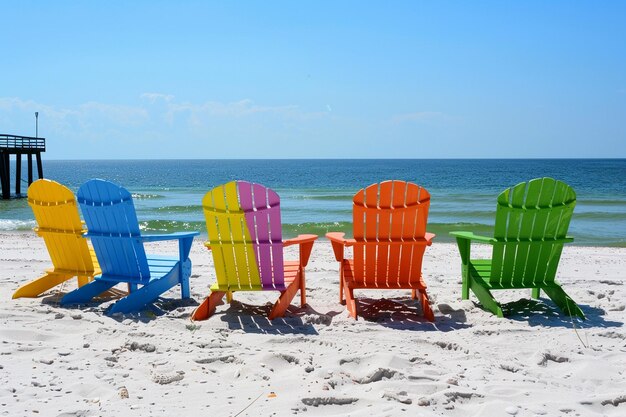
[12,179,100,298]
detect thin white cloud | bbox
[167,99,298,118]
[163,98,329,127]
[0,96,330,141]
[0,97,148,127]
[79,102,148,125]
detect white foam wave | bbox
[0,219,36,231]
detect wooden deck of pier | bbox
[0,134,45,199]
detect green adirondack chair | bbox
[450,177,585,319]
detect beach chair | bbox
[13,179,100,299]
[326,180,435,321]
[61,179,198,314]
[450,177,585,319]
[191,181,317,321]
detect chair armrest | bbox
[449,231,496,244]
[326,232,356,262]
[283,234,318,247]
[425,232,436,246]
[326,232,355,245]
[284,234,318,267]
[141,231,200,242]
[142,231,199,261]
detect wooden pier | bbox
[0,134,45,199]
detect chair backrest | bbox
[202,181,285,290]
[351,180,431,287]
[489,177,576,287]
[77,179,150,282]
[27,179,95,274]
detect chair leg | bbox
[77,275,92,287]
[269,279,301,320]
[61,279,118,306]
[411,289,417,300]
[108,272,179,314]
[191,291,226,321]
[299,269,306,307]
[339,267,345,305]
[226,291,233,303]
[417,289,435,322]
[461,266,470,300]
[470,280,504,318]
[13,272,72,298]
[180,259,191,299]
[531,288,541,299]
[542,286,585,320]
[345,284,357,319]
[456,238,471,300]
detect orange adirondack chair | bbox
[327,180,435,321]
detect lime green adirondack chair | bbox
[450,178,585,319]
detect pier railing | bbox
[0,134,46,151]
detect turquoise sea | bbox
[0,159,624,246]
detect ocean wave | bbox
[289,194,355,201]
[578,199,626,206]
[131,193,167,200]
[153,205,204,213]
[1,217,622,247]
[0,219,36,231]
[282,221,353,237]
[572,211,626,221]
[280,221,496,242]
[139,220,205,233]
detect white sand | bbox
[1,231,625,417]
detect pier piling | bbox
[0,134,46,199]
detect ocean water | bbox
[0,159,624,246]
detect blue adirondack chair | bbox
[61,179,199,314]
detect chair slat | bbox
[375,181,393,287]
[387,181,407,287]
[363,183,379,286]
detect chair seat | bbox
[342,259,427,290]
[469,259,561,290]
[95,254,179,284]
[210,261,300,292]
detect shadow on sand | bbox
[502,297,622,329]
[214,300,344,335]
[43,291,200,323]
[356,297,471,332]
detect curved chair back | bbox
[77,179,149,282]
[202,181,285,290]
[351,180,431,287]
[27,179,95,273]
[490,177,576,287]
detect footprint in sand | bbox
[536,352,569,366]
[301,397,358,407]
[151,370,184,385]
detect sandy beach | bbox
[1,231,624,416]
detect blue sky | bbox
[1,1,625,159]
